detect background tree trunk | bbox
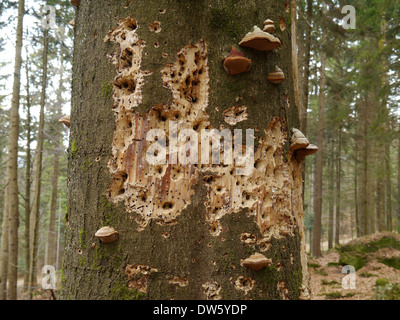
[335,127,341,245]
[0,184,9,300]
[312,1,327,258]
[23,56,32,291]
[28,28,49,300]
[7,0,24,300]
[62,0,309,300]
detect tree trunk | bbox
[7,0,24,300]
[298,0,312,135]
[23,56,32,291]
[398,131,400,232]
[312,2,326,258]
[335,127,341,245]
[62,0,310,300]
[0,184,9,300]
[28,28,49,299]
[328,140,334,250]
[46,57,64,268]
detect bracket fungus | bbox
[239,26,281,51]
[295,144,318,161]
[95,226,119,243]
[69,19,75,27]
[267,66,285,84]
[242,253,272,271]
[263,19,276,33]
[58,115,70,128]
[70,0,80,7]
[223,47,251,75]
[290,128,309,151]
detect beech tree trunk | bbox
[62,0,310,300]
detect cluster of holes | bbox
[114,75,136,95]
[149,21,161,33]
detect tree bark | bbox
[7,0,24,300]
[328,141,334,250]
[28,28,49,299]
[62,0,310,300]
[23,56,32,291]
[298,0,312,135]
[0,184,9,300]
[46,57,64,268]
[335,127,341,245]
[312,1,326,258]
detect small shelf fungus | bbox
[70,0,80,7]
[223,47,252,75]
[242,253,272,271]
[58,115,70,128]
[295,144,318,161]
[290,128,309,152]
[263,19,276,33]
[239,26,281,51]
[95,226,119,243]
[69,19,75,27]
[267,66,285,84]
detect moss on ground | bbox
[375,280,400,300]
[339,232,400,270]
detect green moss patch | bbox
[339,232,400,271]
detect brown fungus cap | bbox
[71,0,80,7]
[95,226,119,243]
[295,144,318,161]
[263,19,276,33]
[239,26,281,51]
[290,128,310,152]
[223,47,252,75]
[242,253,272,271]
[267,66,285,84]
[58,115,70,128]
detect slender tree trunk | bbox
[386,145,392,231]
[335,128,341,245]
[7,0,25,300]
[299,0,312,135]
[62,0,310,300]
[0,184,9,300]
[354,138,359,238]
[28,28,49,299]
[328,140,334,250]
[23,56,32,291]
[398,131,400,232]
[312,2,327,258]
[46,57,64,268]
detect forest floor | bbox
[309,232,400,300]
